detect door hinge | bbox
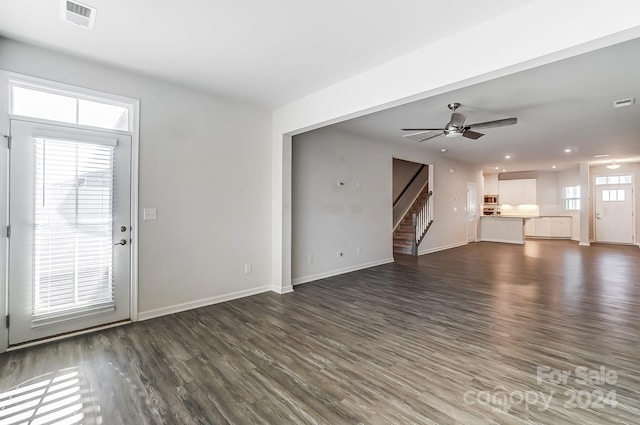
[6,225,10,239]
[3,135,10,149]
[5,315,9,328]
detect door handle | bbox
[114,239,127,246]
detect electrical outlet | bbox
[143,208,157,220]
[245,264,252,275]
[337,251,343,258]
[356,247,361,255]
[308,255,314,263]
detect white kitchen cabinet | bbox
[525,219,536,236]
[498,180,512,204]
[550,217,571,238]
[536,217,552,237]
[484,174,499,195]
[525,217,572,239]
[520,179,537,204]
[499,179,536,205]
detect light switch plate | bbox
[143,208,157,220]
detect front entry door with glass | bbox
[8,120,131,345]
[594,176,634,244]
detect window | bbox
[10,82,130,131]
[595,175,632,185]
[33,137,116,318]
[563,186,580,210]
[601,189,625,202]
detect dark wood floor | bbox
[1,240,639,424]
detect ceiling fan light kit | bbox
[606,162,621,170]
[402,102,518,142]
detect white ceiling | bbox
[328,37,640,174]
[0,0,533,108]
[0,0,639,174]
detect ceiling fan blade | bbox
[449,112,466,127]
[401,128,445,131]
[417,132,444,142]
[467,117,517,129]
[463,130,484,140]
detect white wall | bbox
[292,127,482,284]
[0,38,273,320]
[537,171,560,215]
[271,1,640,292]
[393,159,423,202]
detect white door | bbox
[467,183,477,242]
[8,120,131,345]
[595,183,634,244]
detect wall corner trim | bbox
[271,284,294,294]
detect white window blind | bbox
[33,137,116,323]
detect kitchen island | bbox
[480,216,529,244]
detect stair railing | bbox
[411,191,434,255]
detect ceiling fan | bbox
[402,103,517,142]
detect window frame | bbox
[1,70,141,353]
[9,78,133,133]
[562,185,581,211]
[595,175,633,186]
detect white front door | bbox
[595,182,634,244]
[8,120,131,345]
[467,182,477,243]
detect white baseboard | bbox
[138,285,272,321]
[579,241,591,247]
[478,238,524,245]
[292,258,394,286]
[418,241,469,255]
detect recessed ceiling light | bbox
[505,155,511,159]
[564,148,572,153]
[552,165,557,169]
[502,169,507,172]
[494,166,499,170]
[440,148,447,153]
[594,154,610,158]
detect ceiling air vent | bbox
[612,97,635,108]
[61,0,96,29]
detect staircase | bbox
[393,187,433,255]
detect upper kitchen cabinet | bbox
[499,179,537,205]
